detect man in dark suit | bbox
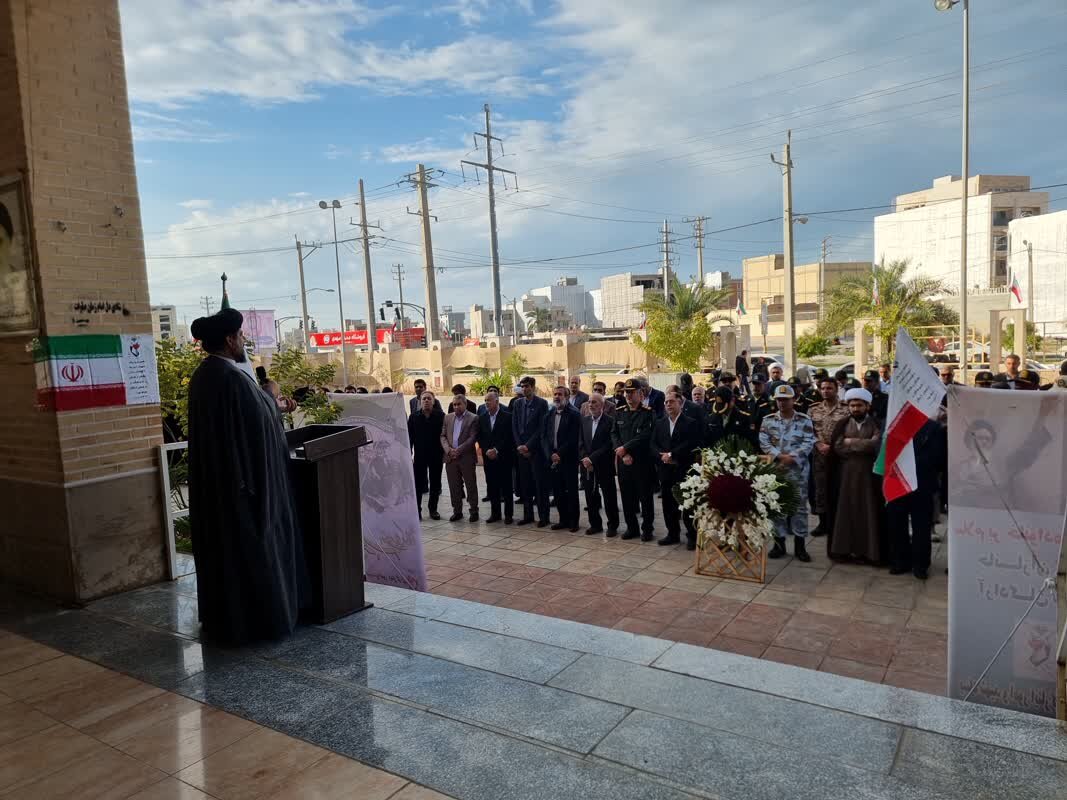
[640,377,666,419]
[579,392,619,536]
[543,385,582,531]
[511,376,550,526]
[667,382,707,431]
[580,380,615,418]
[409,378,443,415]
[651,390,702,549]
[478,389,514,524]
[451,383,478,414]
[568,375,590,412]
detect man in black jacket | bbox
[409,378,443,415]
[579,392,619,536]
[408,391,445,520]
[707,386,754,448]
[735,350,751,396]
[612,378,657,540]
[543,385,582,531]
[511,376,550,526]
[863,370,889,423]
[478,389,514,524]
[651,390,702,549]
[451,383,478,414]
[887,418,943,580]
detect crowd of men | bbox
[409,352,1066,579]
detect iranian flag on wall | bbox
[35,334,127,411]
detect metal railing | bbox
[157,441,189,581]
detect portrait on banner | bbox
[0,174,38,335]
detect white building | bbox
[524,276,596,327]
[873,175,1047,293]
[598,272,664,329]
[469,304,519,339]
[150,305,189,345]
[1008,210,1067,337]
[702,270,732,290]
[439,306,467,338]
[589,289,602,326]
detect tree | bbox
[633,277,730,372]
[269,348,341,424]
[526,307,553,333]
[797,332,832,358]
[818,259,957,355]
[1003,321,1043,354]
[156,339,206,441]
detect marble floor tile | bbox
[0,654,108,703]
[0,723,108,793]
[82,691,206,745]
[259,752,408,800]
[175,727,328,800]
[0,700,55,747]
[89,589,201,638]
[390,785,454,800]
[323,607,580,683]
[113,704,258,774]
[1,744,165,800]
[28,670,164,730]
[125,777,215,799]
[0,637,63,676]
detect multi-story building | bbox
[598,272,665,329]
[150,305,189,345]
[701,270,743,309]
[1007,210,1067,337]
[439,306,467,339]
[524,276,597,327]
[873,175,1048,292]
[469,304,519,339]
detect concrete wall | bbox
[1008,211,1067,337]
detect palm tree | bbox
[818,259,957,354]
[526,307,554,333]
[633,277,731,371]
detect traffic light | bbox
[379,308,386,321]
[298,320,303,330]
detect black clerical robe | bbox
[187,354,306,644]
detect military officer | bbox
[707,386,755,447]
[745,373,774,436]
[759,385,817,562]
[611,377,657,541]
[863,369,889,422]
[804,368,827,411]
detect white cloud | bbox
[131,109,233,143]
[324,144,352,160]
[289,191,311,198]
[178,198,213,210]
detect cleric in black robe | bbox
[187,308,306,644]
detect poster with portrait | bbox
[0,174,38,335]
[947,387,1067,717]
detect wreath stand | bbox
[694,524,768,584]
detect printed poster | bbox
[330,392,428,592]
[120,334,160,405]
[947,387,1067,716]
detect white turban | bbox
[844,387,872,404]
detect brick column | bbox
[0,0,165,601]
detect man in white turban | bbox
[827,387,886,563]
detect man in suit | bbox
[568,375,590,412]
[612,378,657,541]
[651,390,703,549]
[580,381,614,417]
[409,378,443,415]
[511,376,550,526]
[440,394,480,522]
[543,385,582,531]
[476,384,501,414]
[451,383,478,414]
[478,389,514,524]
[408,390,445,520]
[667,382,707,431]
[579,392,620,536]
[639,377,666,419]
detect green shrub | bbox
[797,332,832,358]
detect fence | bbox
[157,441,189,581]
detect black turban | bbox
[191,308,243,350]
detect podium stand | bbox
[285,424,373,623]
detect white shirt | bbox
[487,410,498,431]
[590,413,602,440]
[668,414,680,437]
[553,410,562,448]
[452,413,465,448]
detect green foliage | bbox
[470,351,530,394]
[526,307,553,333]
[633,277,729,371]
[269,348,341,424]
[818,259,957,354]
[502,351,528,382]
[156,339,207,440]
[796,332,832,358]
[1003,321,1043,354]
[469,371,507,395]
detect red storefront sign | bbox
[310,328,425,348]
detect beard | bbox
[233,349,247,363]
[850,410,867,420]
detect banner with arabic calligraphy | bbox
[947,387,1067,717]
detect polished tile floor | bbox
[0,630,447,799]
[417,501,950,695]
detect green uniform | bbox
[611,404,656,538]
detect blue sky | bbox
[124,0,1067,334]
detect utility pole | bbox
[771,130,796,375]
[661,219,672,299]
[405,164,441,342]
[1023,239,1034,323]
[353,179,381,375]
[461,103,517,339]
[391,263,406,331]
[295,236,312,351]
[200,296,214,315]
[686,216,707,285]
[819,235,832,321]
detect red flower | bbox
[706,474,756,514]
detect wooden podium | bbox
[285,424,373,623]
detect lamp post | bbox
[274,316,301,352]
[935,0,970,383]
[319,200,348,385]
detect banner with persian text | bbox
[330,392,428,592]
[947,387,1066,716]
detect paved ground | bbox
[419,503,949,696]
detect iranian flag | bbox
[735,294,747,315]
[1009,271,1023,303]
[35,334,126,411]
[873,328,946,501]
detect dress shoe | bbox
[686,539,697,551]
[449,513,463,522]
[585,526,604,535]
[640,532,654,543]
[888,565,911,576]
[504,517,514,525]
[605,527,618,538]
[620,530,639,540]
[550,522,567,530]
[418,509,423,520]
[486,515,502,524]
[516,517,533,526]
[429,510,441,520]
[793,537,811,563]
[809,526,824,538]
[481,495,490,502]
[569,525,580,533]
[657,535,681,546]
[768,537,786,559]
[536,520,548,528]
[469,512,479,523]
[913,567,929,580]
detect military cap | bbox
[772,385,795,400]
[713,386,734,402]
[751,373,767,384]
[974,370,995,385]
[1016,369,1039,388]
[812,368,829,381]
[622,377,643,391]
[863,369,880,381]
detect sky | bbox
[124,0,1067,335]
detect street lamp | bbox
[935,0,970,382]
[274,315,301,352]
[319,199,348,385]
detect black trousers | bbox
[550,460,580,527]
[413,453,442,512]
[618,462,655,534]
[583,465,619,531]
[887,487,933,571]
[660,474,696,543]
[516,453,550,522]
[484,458,514,519]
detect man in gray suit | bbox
[441,394,480,522]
